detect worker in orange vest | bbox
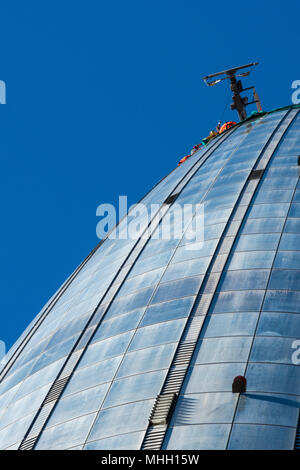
[178,155,191,165]
[219,121,236,133]
[190,143,202,155]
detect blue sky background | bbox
[0,0,299,349]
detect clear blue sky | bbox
[0,0,299,350]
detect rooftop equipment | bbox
[203,62,262,121]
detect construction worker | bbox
[178,155,191,165]
[219,121,236,133]
[202,130,218,145]
[179,120,226,166]
[190,143,202,155]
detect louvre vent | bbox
[164,193,178,205]
[43,376,69,405]
[210,254,228,273]
[149,393,178,425]
[168,341,196,368]
[194,293,213,315]
[202,273,220,294]
[141,394,177,450]
[141,426,167,450]
[26,403,55,440]
[19,437,36,450]
[248,169,265,180]
[295,420,300,449]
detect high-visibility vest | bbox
[219,121,236,134]
[178,155,191,165]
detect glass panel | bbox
[294,190,300,202]
[246,363,300,395]
[273,113,300,155]
[151,277,201,304]
[0,412,36,450]
[250,336,297,364]
[141,297,194,327]
[87,400,154,442]
[263,290,300,313]
[228,424,295,450]
[35,413,96,450]
[234,393,300,427]
[84,431,144,450]
[106,287,155,318]
[204,207,233,226]
[203,223,226,240]
[172,239,219,264]
[29,336,78,375]
[257,312,300,338]
[0,384,21,414]
[14,359,64,401]
[162,258,211,282]
[128,251,173,278]
[248,203,289,218]
[117,343,177,378]
[165,424,231,450]
[64,356,122,396]
[103,369,167,408]
[274,251,300,269]
[79,331,134,368]
[271,156,298,167]
[241,217,285,234]
[227,251,275,270]
[0,383,50,431]
[284,218,300,233]
[128,319,186,351]
[279,233,300,251]
[0,360,37,397]
[14,337,50,370]
[210,291,264,313]
[117,268,164,297]
[200,312,258,338]
[269,269,300,291]
[183,363,246,394]
[289,203,300,218]
[260,176,297,191]
[234,233,280,252]
[218,270,269,291]
[47,384,109,427]
[139,239,179,261]
[193,337,252,364]
[253,189,294,204]
[171,392,238,426]
[92,309,144,343]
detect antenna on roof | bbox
[202,62,262,121]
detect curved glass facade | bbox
[0,106,300,450]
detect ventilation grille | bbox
[169,341,196,368]
[164,193,178,205]
[149,393,178,426]
[248,169,265,180]
[19,437,36,451]
[27,403,55,440]
[161,341,197,394]
[43,376,69,405]
[295,422,300,449]
[141,426,167,450]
